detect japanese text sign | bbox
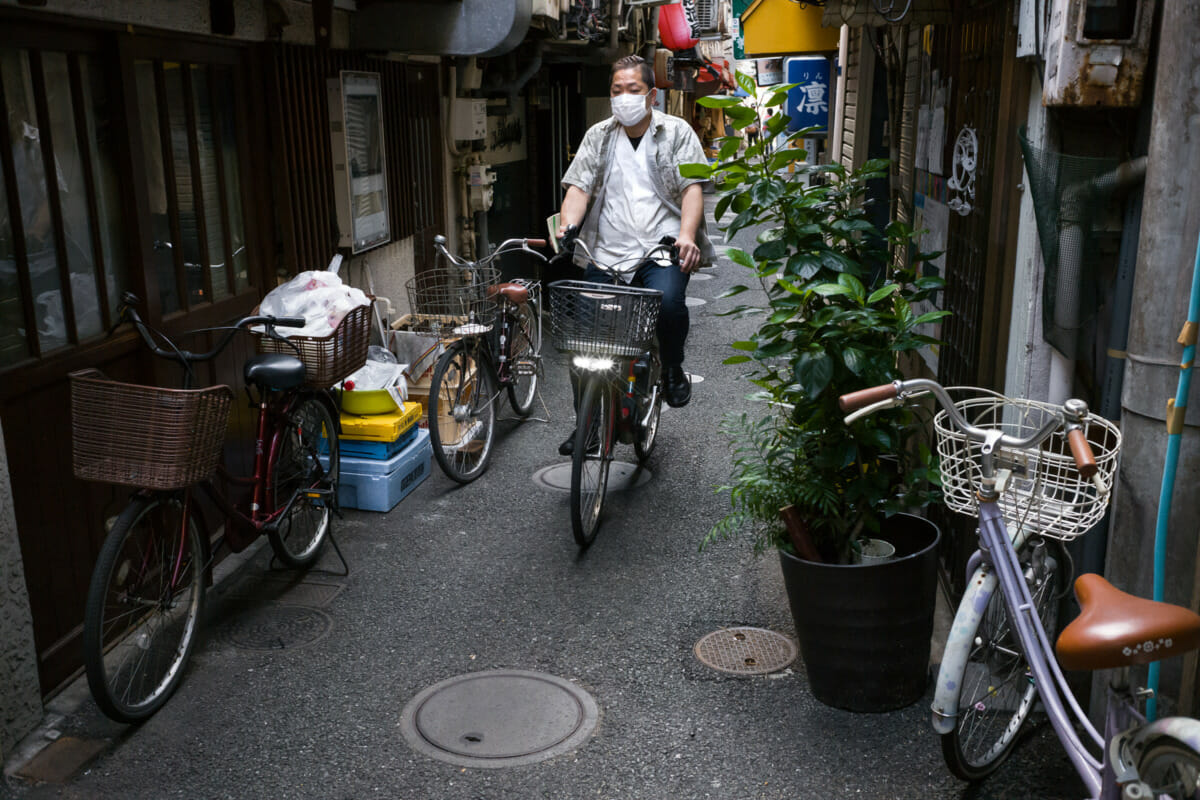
[785,56,831,135]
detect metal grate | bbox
[694,627,797,676]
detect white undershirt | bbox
[595,131,679,277]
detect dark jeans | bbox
[582,259,690,369]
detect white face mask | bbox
[611,93,650,127]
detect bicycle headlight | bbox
[572,355,615,372]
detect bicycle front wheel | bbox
[1136,738,1200,798]
[83,494,206,723]
[269,393,337,568]
[571,379,614,548]
[506,300,540,417]
[940,544,1060,780]
[429,341,497,483]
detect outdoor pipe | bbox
[1048,156,1147,405]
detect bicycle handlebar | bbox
[839,377,1100,479]
[556,225,680,278]
[433,234,549,268]
[119,292,305,365]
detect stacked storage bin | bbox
[334,401,431,512]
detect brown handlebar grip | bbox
[1067,428,1098,479]
[838,383,898,414]
[526,238,547,247]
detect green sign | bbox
[732,0,752,59]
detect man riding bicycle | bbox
[555,54,714,456]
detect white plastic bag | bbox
[344,345,407,402]
[259,271,370,338]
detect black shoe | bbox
[664,366,691,408]
[559,432,576,456]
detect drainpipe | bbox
[1046,156,1147,405]
[610,0,619,50]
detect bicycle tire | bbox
[633,349,662,463]
[429,340,497,483]
[571,379,614,548]
[83,494,206,723]
[268,393,337,568]
[1136,738,1200,798]
[940,543,1060,780]
[506,300,540,417]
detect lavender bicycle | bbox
[841,378,1200,799]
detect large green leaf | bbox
[730,339,758,351]
[795,351,833,397]
[813,282,852,297]
[697,95,743,108]
[912,309,952,325]
[837,272,866,301]
[751,179,784,207]
[725,248,755,268]
[679,162,712,179]
[841,347,868,375]
[736,70,756,96]
[754,238,789,261]
[867,284,899,304]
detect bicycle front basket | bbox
[548,279,661,357]
[70,369,234,491]
[933,388,1122,540]
[254,300,373,388]
[406,266,501,332]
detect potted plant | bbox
[687,77,948,712]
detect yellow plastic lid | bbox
[339,401,423,442]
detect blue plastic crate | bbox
[339,425,419,460]
[325,428,431,512]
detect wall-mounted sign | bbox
[784,56,831,135]
[755,57,783,86]
[328,71,390,253]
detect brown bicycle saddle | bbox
[487,283,529,305]
[1056,573,1200,670]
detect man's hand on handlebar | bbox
[675,234,700,274]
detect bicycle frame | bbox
[198,387,330,551]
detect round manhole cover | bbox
[219,605,332,650]
[694,627,797,676]
[532,462,652,493]
[684,296,706,307]
[400,670,599,768]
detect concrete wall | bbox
[0,423,44,762]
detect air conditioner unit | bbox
[1042,0,1155,107]
[328,71,391,253]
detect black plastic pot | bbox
[779,512,940,713]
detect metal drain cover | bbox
[532,462,652,493]
[219,604,332,650]
[694,627,797,676]
[400,670,598,768]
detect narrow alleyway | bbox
[4,193,1082,800]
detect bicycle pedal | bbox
[514,358,538,376]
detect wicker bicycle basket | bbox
[548,280,662,357]
[933,389,1123,541]
[70,369,234,491]
[406,266,501,332]
[254,300,372,388]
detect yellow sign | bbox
[740,0,840,58]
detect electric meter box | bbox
[451,98,487,141]
[328,71,391,253]
[1041,0,1155,107]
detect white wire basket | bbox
[933,389,1123,541]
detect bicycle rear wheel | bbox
[269,393,337,568]
[633,349,662,463]
[506,300,540,417]
[940,542,1060,780]
[83,494,206,723]
[429,341,497,483]
[1136,738,1200,798]
[571,379,614,548]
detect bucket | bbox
[779,513,940,712]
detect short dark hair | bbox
[611,55,654,90]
